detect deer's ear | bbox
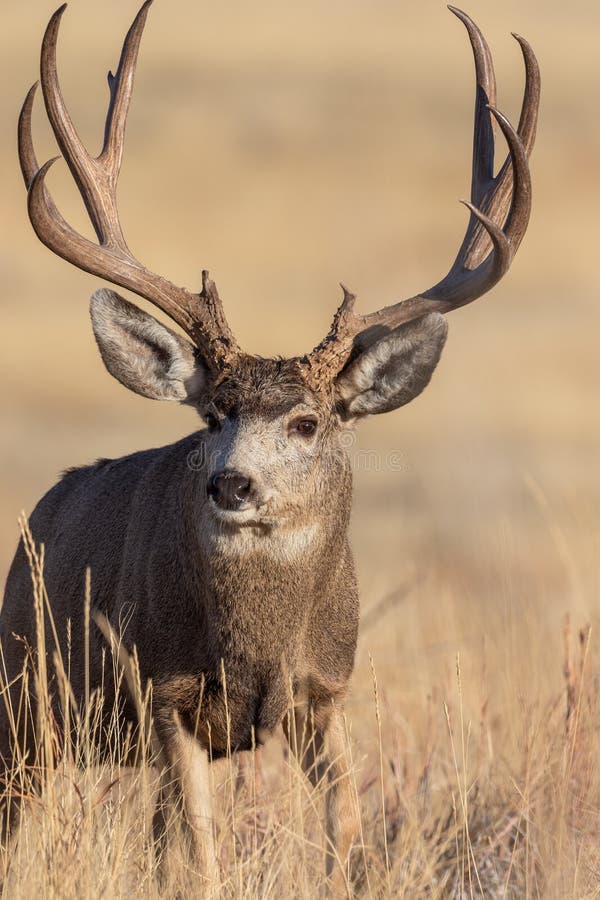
[334,313,448,419]
[90,289,209,402]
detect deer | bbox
[1,0,539,890]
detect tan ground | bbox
[1,1,599,895]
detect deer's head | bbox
[19,2,539,528]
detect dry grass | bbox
[1,525,599,897]
[1,0,600,896]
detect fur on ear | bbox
[90,289,209,402]
[334,312,448,418]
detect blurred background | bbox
[1,1,599,733]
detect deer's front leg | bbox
[154,710,218,885]
[285,700,359,893]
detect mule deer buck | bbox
[2,0,539,888]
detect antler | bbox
[302,6,540,389]
[19,4,540,389]
[18,1,240,374]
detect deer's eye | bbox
[205,412,221,433]
[290,417,318,438]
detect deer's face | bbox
[197,358,346,527]
[90,290,448,529]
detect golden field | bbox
[1,0,599,895]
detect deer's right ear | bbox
[90,289,209,403]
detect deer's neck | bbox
[138,443,357,755]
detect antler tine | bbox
[461,29,540,270]
[19,83,41,189]
[100,0,153,173]
[18,2,240,373]
[448,5,497,205]
[488,106,531,257]
[40,3,135,250]
[302,8,539,389]
[18,82,74,237]
[20,87,109,273]
[513,34,540,156]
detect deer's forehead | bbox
[210,361,330,418]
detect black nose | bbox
[207,470,253,510]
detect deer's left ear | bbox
[334,312,448,418]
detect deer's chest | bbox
[156,662,290,757]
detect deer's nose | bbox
[207,470,253,510]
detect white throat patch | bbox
[201,520,320,563]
